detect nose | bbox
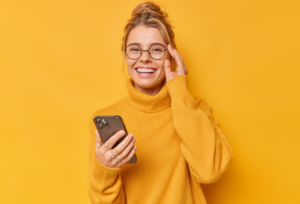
[139,50,152,62]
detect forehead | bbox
[127,25,166,47]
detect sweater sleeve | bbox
[88,116,126,204]
[166,75,233,184]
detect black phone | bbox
[93,115,137,163]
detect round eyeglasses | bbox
[124,43,167,60]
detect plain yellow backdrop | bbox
[0,0,299,203]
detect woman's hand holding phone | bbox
[95,129,137,168]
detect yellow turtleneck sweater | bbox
[88,75,233,204]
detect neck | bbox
[134,79,165,96]
[125,76,171,113]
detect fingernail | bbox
[120,130,125,135]
[128,133,133,138]
[132,138,135,142]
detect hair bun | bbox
[131,1,168,21]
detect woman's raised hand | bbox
[164,44,188,83]
[95,129,137,168]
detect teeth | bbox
[136,68,156,73]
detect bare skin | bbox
[94,25,188,168]
[124,25,188,96]
[95,129,136,168]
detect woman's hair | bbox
[121,1,177,74]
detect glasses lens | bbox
[126,45,141,59]
[150,44,165,59]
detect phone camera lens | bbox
[98,124,103,129]
[95,118,101,124]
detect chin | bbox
[131,75,165,89]
[133,78,158,89]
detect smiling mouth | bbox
[134,68,158,78]
[135,68,157,74]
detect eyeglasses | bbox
[124,43,167,60]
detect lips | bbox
[134,67,158,78]
[135,66,157,70]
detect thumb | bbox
[95,129,103,149]
[164,59,172,75]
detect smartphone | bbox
[93,115,137,163]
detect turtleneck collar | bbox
[124,76,171,113]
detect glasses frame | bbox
[124,43,168,60]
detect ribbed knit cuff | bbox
[92,155,121,187]
[166,75,198,108]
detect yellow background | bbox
[1,0,299,203]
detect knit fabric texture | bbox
[88,74,233,204]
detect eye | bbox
[150,44,165,52]
[130,48,140,51]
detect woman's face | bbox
[125,25,171,91]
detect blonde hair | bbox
[121,1,177,76]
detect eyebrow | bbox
[127,42,166,47]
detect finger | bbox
[174,49,184,62]
[164,59,172,75]
[110,133,134,156]
[174,49,188,73]
[104,150,115,162]
[119,146,137,166]
[174,49,188,74]
[173,49,187,74]
[167,44,176,58]
[105,130,126,150]
[172,48,183,68]
[115,136,136,161]
[95,129,103,149]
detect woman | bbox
[88,1,233,203]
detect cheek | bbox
[125,58,135,69]
[157,55,169,70]
[157,61,165,70]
